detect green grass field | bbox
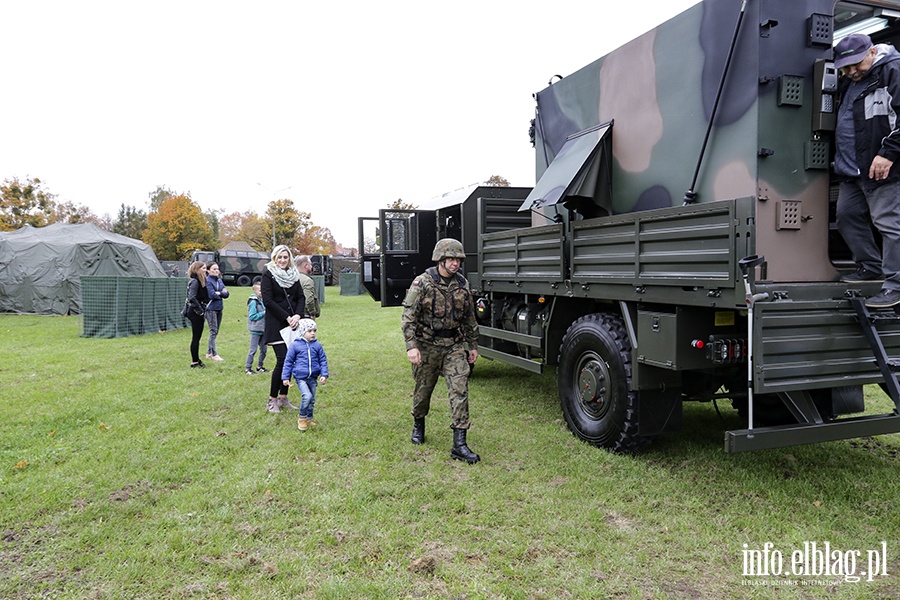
[1,292,898,599]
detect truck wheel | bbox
[558,313,646,452]
[237,275,252,287]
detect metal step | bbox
[725,413,900,452]
[868,311,900,322]
[850,297,900,410]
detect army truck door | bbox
[378,208,437,307]
[358,217,382,302]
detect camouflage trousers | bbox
[410,340,471,430]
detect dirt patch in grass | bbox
[849,436,900,461]
[604,512,636,532]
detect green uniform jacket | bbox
[298,272,320,318]
[401,267,479,351]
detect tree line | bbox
[0,177,337,261]
[1,175,512,261]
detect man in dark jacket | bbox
[834,33,900,308]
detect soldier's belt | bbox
[430,329,460,338]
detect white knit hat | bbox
[297,318,317,335]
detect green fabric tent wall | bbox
[0,223,167,315]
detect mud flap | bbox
[636,388,682,437]
[831,385,864,415]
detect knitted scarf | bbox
[266,245,301,288]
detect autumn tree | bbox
[294,224,336,256]
[111,204,148,240]
[218,211,245,247]
[485,175,510,187]
[0,176,56,231]
[204,208,222,245]
[265,199,309,248]
[242,214,272,251]
[50,200,101,226]
[143,194,216,260]
[219,210,270,251]
[148,185,175,212]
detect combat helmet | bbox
[432,238,465,261]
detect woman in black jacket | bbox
[185,261,210,368]
[261,245,306,412]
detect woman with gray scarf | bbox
[260,245,306,413]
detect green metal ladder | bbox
[850,297,900,412]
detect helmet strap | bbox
[437,259,455,278]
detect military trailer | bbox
[190,247,270,286]
[360,0,900,453]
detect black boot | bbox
[450,428,480,464]
[411,418,425,444]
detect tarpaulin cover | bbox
[520,122,612,217]
[0,223,167,315]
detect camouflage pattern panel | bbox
[532,0,844,282]
[401,269,479,349]
[217,255,269,284]
[252,257,268,274]
[754,0,838,282]
[534,1,744,214]
[401,274,431,350]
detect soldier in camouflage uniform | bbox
[401,238,481,463]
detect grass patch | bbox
[1,293,898,598]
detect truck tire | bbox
[558,313,647,453]
[237,275,252,287]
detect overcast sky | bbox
[1,0,699,248]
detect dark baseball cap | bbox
[834,33,873,69]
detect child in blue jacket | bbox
[244,282,268,374]
[282,318,329,431]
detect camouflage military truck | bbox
[190,247,270,287]
[360,0,900,453]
